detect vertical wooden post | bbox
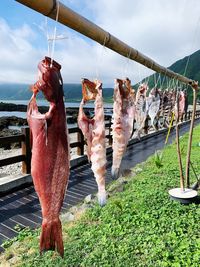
[185,88,198,188]
[175,92,184,190]
[144,117,149,135]
[21,126,31,174]
[189,110,191,120]
[77,129,84,155]
[108,116,112,146]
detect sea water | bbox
[0,100,113,119]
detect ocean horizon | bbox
[0,99,113,119]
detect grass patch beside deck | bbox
[1,125,200,267]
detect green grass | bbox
[1,125,200,267]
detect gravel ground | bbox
[0,146,79,179]
[0,148,22,178]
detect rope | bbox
[146,62,154,85]
[123,49,131,78]
[154,73,161,88]
[160,71,167,89]
[95,35,107,79]
[137,64,142,85]
[45,17,50,56]
[50,0,60,67]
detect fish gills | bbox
[27,57,70,257]
[78,79,107,206]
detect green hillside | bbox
[137,49,200,103]
[0,83,114,103]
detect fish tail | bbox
[111,166,120,180]
[97,190,107,207]
[40,217,64,257]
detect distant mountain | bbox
[0,83,114,103]
[137,49,200,103]
[1,50,199,104]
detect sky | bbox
[0,0,200,86]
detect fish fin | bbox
[111,166,120,180]
[97,190,107,207]
[40,218,64,257]
[132,130,141,140]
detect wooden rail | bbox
[0,110,200,174]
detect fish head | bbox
[138,83,148,96]
[150,87,158,97]
[82,78,99,101]
[115,78,134,99]
[32,57,63,103]
[179,91,185,102]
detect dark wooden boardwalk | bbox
[0,121,199,252]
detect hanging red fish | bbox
[27,57,70,257]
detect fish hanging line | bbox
[45,0,60,67]
[160,70,167,89]
[122,48,132,78]
[153,72,161,89]
[145,61,154,86]
[137,64,143,86]
[95,35,107,80]
[136,61,150,89]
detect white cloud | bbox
[0,18,44,83]
[0,0,200,86]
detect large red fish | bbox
[112,78,135,179]
[78,79,107,206]
[27,57,70,257]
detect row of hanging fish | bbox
[27,57,188,258]
[77,79,188,209]
[134,85,188,137]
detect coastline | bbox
[0,100,113,179]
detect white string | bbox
[123,49,131,78]
[95,36,107,79]
[138,64,142,85]
[160,72,167,90]
[146,62,154,85]
[50,0,60,67]
[45,17,50,57]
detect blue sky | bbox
[0,0,200,85]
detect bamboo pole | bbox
[185,83,198,187]
[15,0,198,87]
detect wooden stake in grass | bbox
[175,91,184,190]
[185,82,198,188]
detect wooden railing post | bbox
[144,117,149,135]
[188,110,191,120]
[21,126,31,174]
[77,129,84,156]
[108,117,112,146]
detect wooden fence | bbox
[0,110,200,174]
